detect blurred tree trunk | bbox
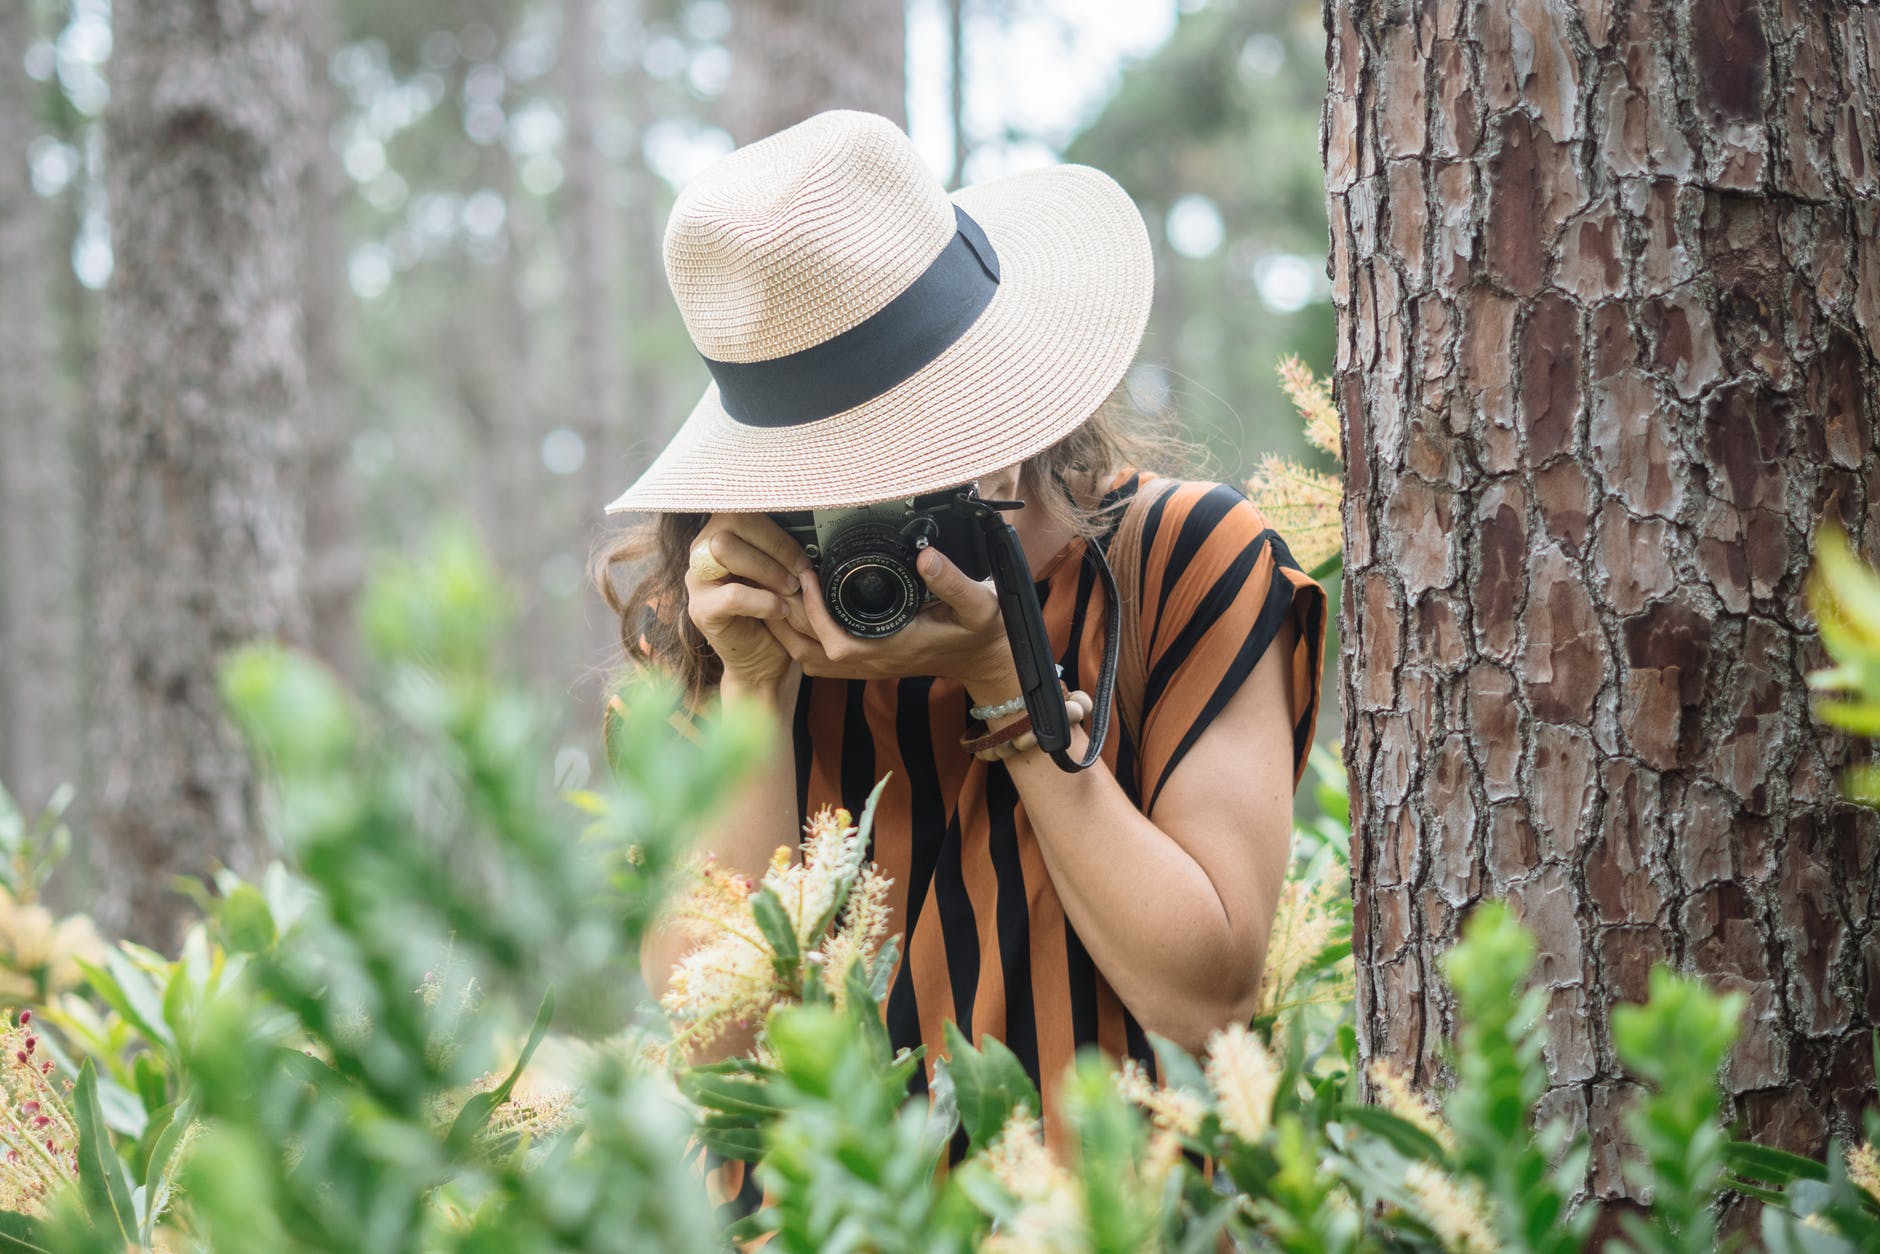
[720,0,908,144]
[0,0,82,820]
[620,0,673,456]
[90,0,313,946]
[300,0,362,683]
[563,0,617,535]
[947,0,966,187]
[1328,0,1880,1228]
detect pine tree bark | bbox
[1327,0,1880,1215]
[90,0,313,946]
[0,0,82,820]
[720,0,908,144]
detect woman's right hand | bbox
[684,513,814,695]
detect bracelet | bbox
[960,715,1034,756]
[968,664,1063,721]
[961,691,1093,762]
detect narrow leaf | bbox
[1724,1141,1830,1185]
[447,988,555,1153]
[749,886,799,977]
[0,1210,49,1254]
[74,1059,136,1244]
[139,1096,194,1245]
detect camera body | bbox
[769,485,993,637]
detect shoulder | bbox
[1110,473,1286,582]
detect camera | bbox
[769,485,993,637]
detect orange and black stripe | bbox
[700,468,1327,1218]
[810,470,1323,1132]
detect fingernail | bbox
[784,575,800,593]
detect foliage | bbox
[1807,525,1880,803]
[0,528,1875,1250]
[1245,356,1344,578]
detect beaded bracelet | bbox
[967,664,1063,722]
[959,690,1094,762]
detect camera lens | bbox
[843,565,900,620]
[822,524,921,636]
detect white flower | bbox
[1204,1024,1280,1144]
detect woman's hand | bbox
[764,546,1020,699]
[685,513,816,696]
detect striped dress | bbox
[705,467,1328,1214]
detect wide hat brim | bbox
[603,162,1154,515]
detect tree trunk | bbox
[299,0,363,685]
[1327,0,1880,1219]
[720,0,908,145]
[947,0,967,188]
[620,0,674,456]
[0,0,82,821]
[90,0,313,946]
[564,0,617,536]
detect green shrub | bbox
[0,524,1874,1251]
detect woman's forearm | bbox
[997,719,1265,1052]
[640,667,803,1064]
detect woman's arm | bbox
[638,667,805,1064]
[970,623,1298,1055]
[637,509,814,1064]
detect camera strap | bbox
[972,502,1119,773]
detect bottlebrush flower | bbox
[1847,1139,1880,1199]
[1255,867,1352,1027]
[659,805,893,1058]
[1114,1058,1204,1138]
[0,1011,79,1216]
[0,889,106,1004]
[1402,1161,1496,1252]
[1368,1058,1456,1153]
[1204,1024,1280,1144]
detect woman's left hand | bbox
[763,547,1020,696]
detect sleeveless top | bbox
[794,470,1325,1138]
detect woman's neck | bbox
[981,465,1097,576]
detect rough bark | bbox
[0,0,83,820]
[719,0,908,145]
[1327,0,1880,1217]
[90,0,313,946]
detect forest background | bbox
[0,0,1338,941]
[6,0,1880,1244]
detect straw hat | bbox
[603,109,1154,515]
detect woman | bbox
[593,111,1327,1174]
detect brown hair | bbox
[588,379,1199,704]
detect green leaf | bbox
[750,885,799,978]
[677,1070,784,1118]
[446,988,555,1154]
[845,961,892,1064]
[74,1060,136,1244]
[0,1211,49,1253]
[139,1096,194,1245]
[941,1021,1040,1153]
[1725,1141,1830,1185]
[1720,1174,1791,1206]
[695,1117,767,1162]
[219,884,277,954]
[74,953,173,1051]
[1335,1104,1449,1163]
